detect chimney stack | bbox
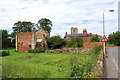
[65,32,67,35]
[89,33,92,35]
[83,29,87,36]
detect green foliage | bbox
[36,42,41,47]
[47,36,67,49]
[69,45,102,78]
[28,49,32,53]
[37,18,52,33]
[2,49,102,78]
[90,34,100,42]
[64,39,69,47]
[0,30,12,49]
[13,21,35,33]
[92,45,103,55]
[69,37,83,48]
[108,34,114,44]
[108,31,120,46]
[2,49,73,78]
[28,49,45,53]
[69,55,95,78]
[0,50,10,56]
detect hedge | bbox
[28,49,45,53]
[0,50,10,57]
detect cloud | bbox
[0,0,119,37]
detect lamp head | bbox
[109,10,114,12]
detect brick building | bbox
[64,27,101,42]
[16,28,50,52]
[16,32,36,52]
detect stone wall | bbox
[46,48,90,54]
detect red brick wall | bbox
[65,36,92,42]
[17,32,33,52]
[80,36,91,42]
[84,42,103,49]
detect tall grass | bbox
[2,49,87,78]
[2,46,102,78]
[69,45,102,78]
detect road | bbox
[107,47,119,66]
[103,47,119,78]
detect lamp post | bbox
[103,10,114,55]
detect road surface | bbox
[103,47,119,78]
[108,47,119,66]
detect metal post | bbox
[103,12,105,55]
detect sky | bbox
[0,0,119,38]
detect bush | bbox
[70,55,94,78]
[92,45,103,55]
[90,34,100,42]
[36,42,41,47]
[0,50,10,57]
[28,49,45,53]
[69,37,83,48]
[47,36,67,49]
[108,31,120,46]
[28,49,32,53]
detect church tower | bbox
[71,27,78,34]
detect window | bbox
[73,30,75,32]
[43,34,45,38]
[29,45,31,48]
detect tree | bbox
[1,30,12,49]
[13,21,35,33]
[12,21,36,41]
[47,36,66,49]
[37,18,52,33]
[90,34,100,42]
[108,34,114,44]
[108,31,120,46]
[69,37,83,48]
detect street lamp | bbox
[103,10,114,55]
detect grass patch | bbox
[2,49,98,78]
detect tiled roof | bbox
[64,34,92,38]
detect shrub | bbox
[93,45,103,55]
[69,45,102,78]
[108,31,120,46]
[0,50,10,57]
[47,35,67,49]
[28,49,32,53]
[90,34,100,42]
[28,49,45,53]
[36,42,41,47]
[69,37,83,48]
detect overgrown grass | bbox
[69,45,102,78]
[2,47,101,78]
[2,49,93,78]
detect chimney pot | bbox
[65,32,67,35]
[89,33,92,35]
